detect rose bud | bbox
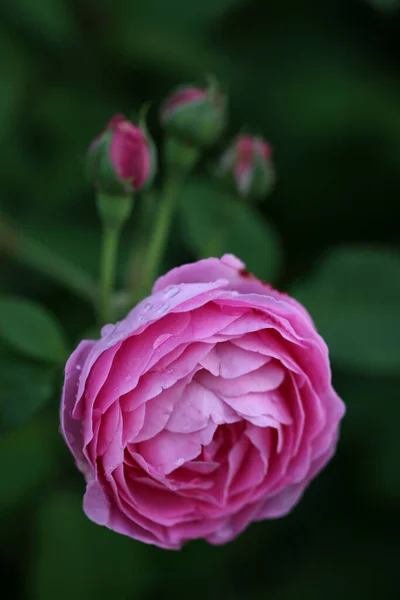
[160,80,226,147]
[88,114,155,195]
[218,135,276,200]
[61,254,345,549]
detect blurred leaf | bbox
[125,0,247,26]
[20,221,101,277]
[7,0,77,43]
[367,0,400,11]
[181,179,282,282]
[336,371,400,498]
[291,246,400,374]
[109,21,218,76]
[267,532,397,600]
[0,418,57,512]
[31,491,155,600]
[0,29,34,138]
[0,353,56,431]
[0,296,68,363]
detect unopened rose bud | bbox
[218,135,276,201]
[88,114,154,195]
[160,80,226,147]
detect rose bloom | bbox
[160,86,207,124]
[219,135,274,199]
[89,114,151,192]
[61,255,345,549]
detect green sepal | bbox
[96,193,134,230]
[88,131,131,196]
[164,136,201,175]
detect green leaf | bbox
[109,0,244,42]
[0,29,35,138]
[0,296,68,363]
[7,0,77,43]
[0,354,56,431]
[335,371,400,499]
[31,491,155,600]
[367,0,400,11]
[180,179,282,283]
[291,246,400,374]
[0,418,57,513]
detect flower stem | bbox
[99,225,120,324]
[138,173,183,299]
[96,193,134,324]
[200,197,240,258]
[0,215,96,302]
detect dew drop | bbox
[164,285,179,299]
[156,304,169,315]
[215,525,233,541]
[101,324,114,336]
[143,301,152,313]
[76,365,82,371]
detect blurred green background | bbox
[1,0,400,598]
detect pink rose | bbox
[160,87,208,123]
[219,135,275,199]
[61,255,345,549]
[160,83,226,146]
[89,114,151,193]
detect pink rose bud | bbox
[61,254,345,549]
[160,80,226,146]
[218,135,276,200]
[88,114,154,194]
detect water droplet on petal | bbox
[164,285,179,298]
[101,324,114,336]
[175,458,185,468]
[230,291,239,296]
[215,525,233,541]
[157,304,169,315]
[76,365,82,371]
[143,302,152,313]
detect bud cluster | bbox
[88,77,275,203]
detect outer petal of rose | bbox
[60,340,95,473]
[256,481,307,519]
[73,280,229,411]
[84,480,176,548]
[80,312,191,421]
[166,516,230,548]
[153,254,314,325]
[153,254,245,292]
[83,479,110,526]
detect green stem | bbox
[99,225,120,324]
[0,216,96,302]
[96,193,134,324]
[137,173,183,300]
[200,197,241,259]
